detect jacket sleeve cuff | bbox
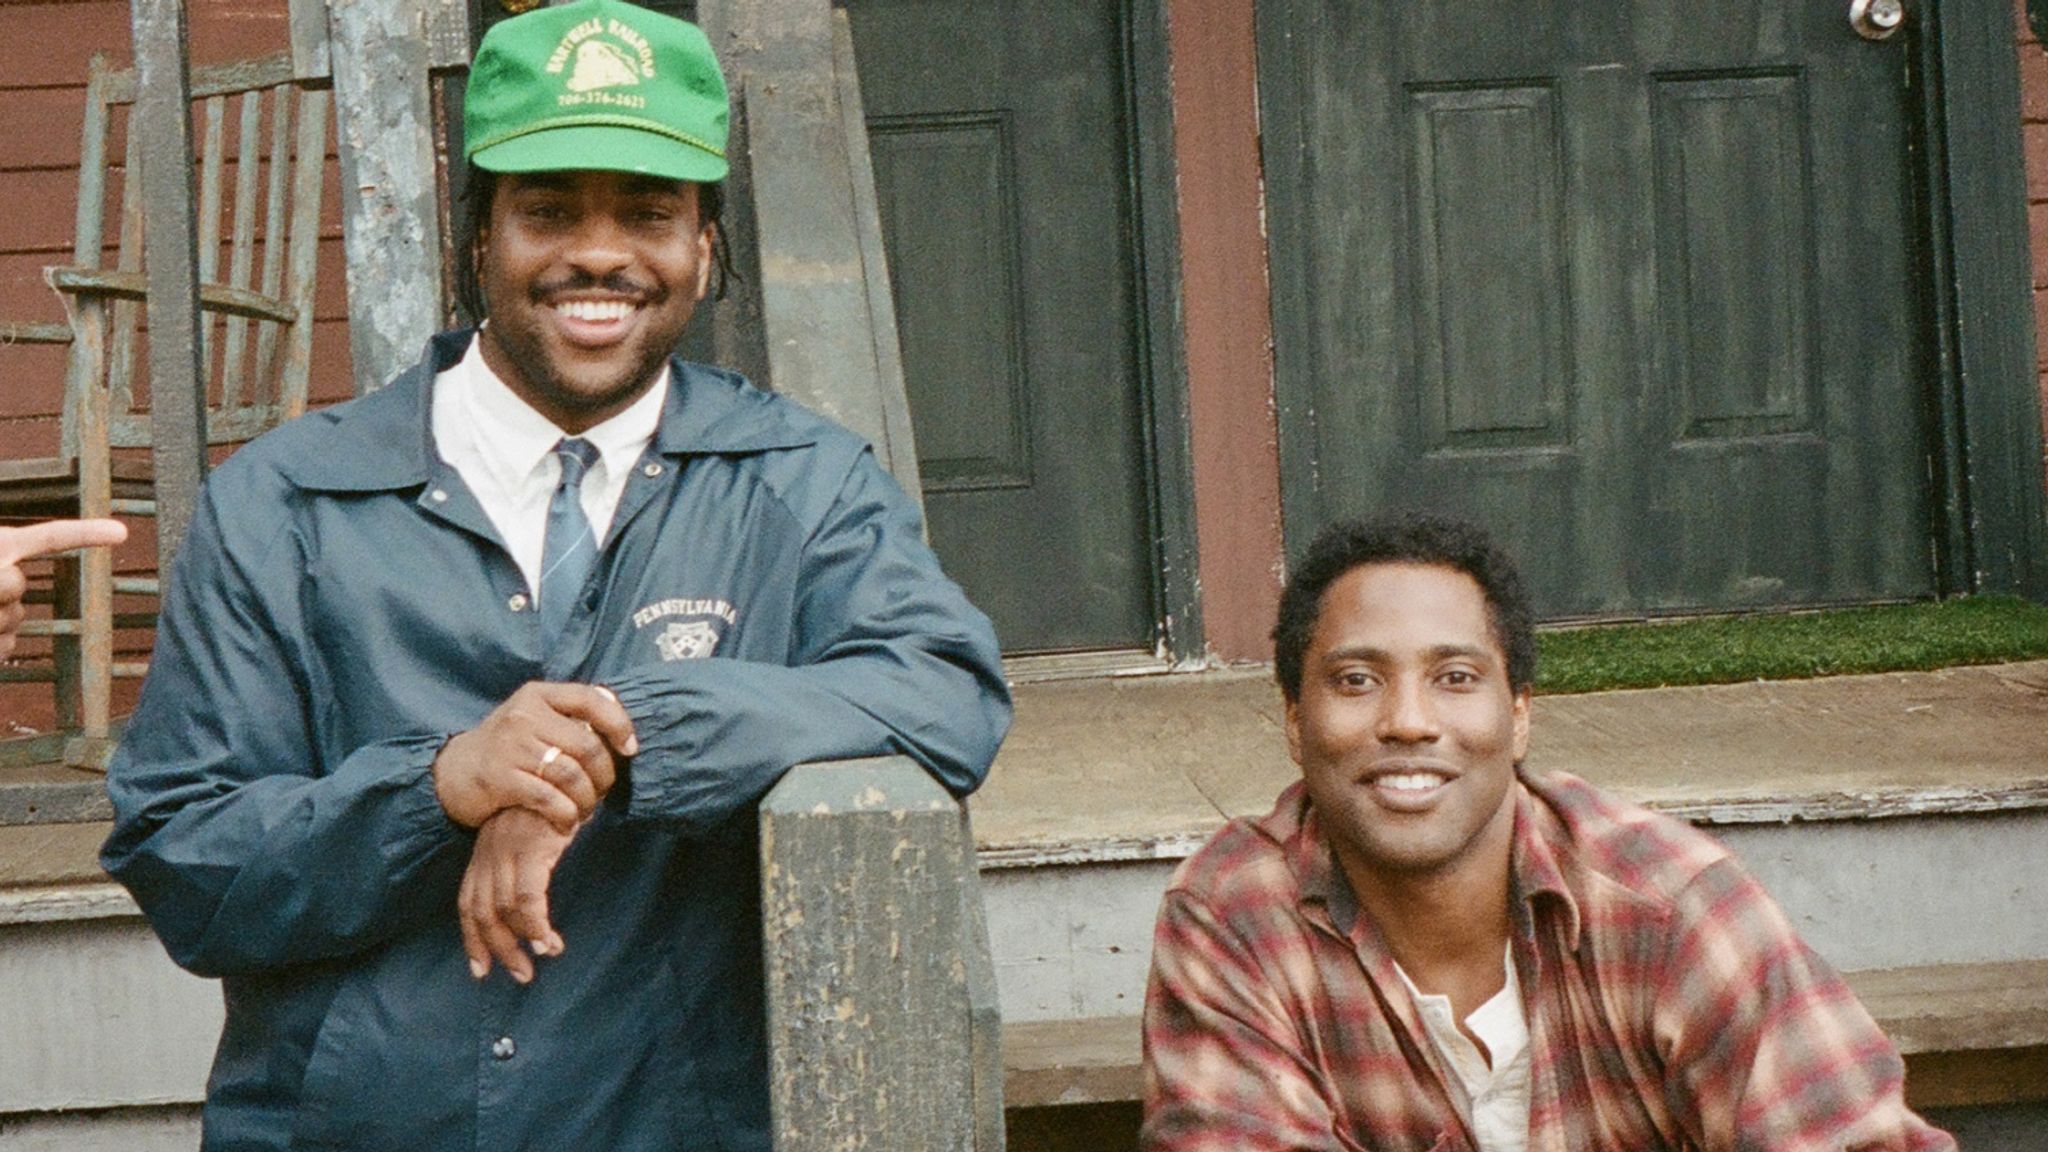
[331,733,472,851]
[603,669,703,825]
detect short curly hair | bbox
[1271,514,1536,701]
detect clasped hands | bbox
[431,682,637,984]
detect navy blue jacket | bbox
[101,333,1011,1151]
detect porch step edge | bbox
[1000,959,2048,1110]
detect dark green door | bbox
[1261,2,1933,616]
[847,0,1159,653]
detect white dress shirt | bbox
[430,333,667,601]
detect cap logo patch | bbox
[568,41,642,91]
[546,17,659,108]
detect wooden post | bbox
[696,1,924,508]
[127,0,206,567]
[326,0,445,395]
[700,93,772,391]
[828,12,917,505]
[958,806,1007,1151]
[1928,0,2048,600]
[759,758,1000,1151]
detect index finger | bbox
[0,519,127,565]
[535,682,637,757]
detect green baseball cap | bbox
[464,0,728,183]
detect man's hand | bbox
[433,682,637,832]
[458,807,575,983]
[0,519,128,660]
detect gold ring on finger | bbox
[536,744,563,774]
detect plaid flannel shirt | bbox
[1141,769,1954,1152]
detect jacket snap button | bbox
[643,462,663,477]
[508,593,529,612]
[491,1036,516,1060]
[430,489,449,503]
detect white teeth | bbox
[556,300,634,322]
[1379,773,1447,793]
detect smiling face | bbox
[1286,561,1531,893]
[476,169,714,433]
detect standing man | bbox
[1141,516,1949,1152]
[100,3,1009,1149]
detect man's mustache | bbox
[530,271,660,302]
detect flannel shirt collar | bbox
[1507,769,1586,952]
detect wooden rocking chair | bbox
[0,52,329,768]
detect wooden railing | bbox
[760,757,1004,1151]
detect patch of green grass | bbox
[1535,595,2048,695]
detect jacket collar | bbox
[279,330,816,493]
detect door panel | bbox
[1262,0,1933,616]
[1654,73,1814,440]
[1411,86,1572,456]
[849,0,1158,653]
[867,118,1031,491]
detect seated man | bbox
[1141,515,1950,1152]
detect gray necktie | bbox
[539,437,601,643]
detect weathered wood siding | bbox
[759,758,988,1151]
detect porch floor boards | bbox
[6,660,2048,888]
[972,660,2048,868]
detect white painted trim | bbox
[0,883,141,926]
[975,782,2048,869]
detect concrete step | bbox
[973,660,2048,867]
[1000,960,2048,1111]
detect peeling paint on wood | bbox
[0,765,114,825]
[128,0,207,563]
[759,757,998,1150]
[0,917,221,1113]
[694,1,923,509]
[0,882,139,927]
[287,0,331,79]
[328,0,443,395]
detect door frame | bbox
[1125,0,1205,663]
[1004,0,1203,672]
[1256,0,2048,606]
[1912,0,2047,599]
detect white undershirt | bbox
[429,333,666,600]
[1395,945,1531,1152]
